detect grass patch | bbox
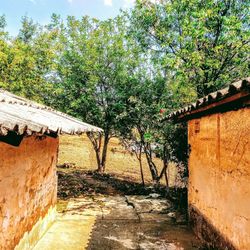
[58,135,177,185]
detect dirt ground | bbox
[56,167,204,250]
[58,135,178,186]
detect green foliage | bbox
[0,15,59,101]
[0,15,7,31]
[52,16,129,131]
[18,16,37,43]
[46,14,142,170]
[129,0,250,97]
[0,1,249,180]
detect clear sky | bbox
[0,0,135,36]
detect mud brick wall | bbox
[188,107,250,249]
[0,135,58,249]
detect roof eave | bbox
[165,78,250,123]
[173,91,250,122]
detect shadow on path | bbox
[54,169,204,250]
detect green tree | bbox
[116,54,173,183]
[52,15,135,172]
[129,0,250,97]
[0,15,7,34]
[0,16,59,101]
[18,16,37,43]
[123,0,250,184]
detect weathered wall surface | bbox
[0,135,59,250]
[188,108,250,249]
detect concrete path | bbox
[33,198,97,250]
[33,194,202,250]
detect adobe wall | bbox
[0,135,59,250]
[188,107,250,249]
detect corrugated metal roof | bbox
[0,89,102,136]
[166,77,250,120]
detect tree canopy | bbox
[0,0,249,182]
[130,0,250,97]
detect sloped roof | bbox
[166,77,250,121]
[0,89,102,136]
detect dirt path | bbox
[35,169,203,249]
[86,195,201,249]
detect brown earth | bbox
[58,135,178,186]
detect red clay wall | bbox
[0,135,59,249]
[188,107,250,249]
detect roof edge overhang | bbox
[175,90,250,122]
[0,89,103,136]
[164,78,250,123]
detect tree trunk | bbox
[135,144,145,186]
[100,132,109,172]
[157,144,169,187]
[139,152,145,186]
[157,162,168,183]
[144,149,159,183]
[87,132,102,172]
[95,149,102,171]
[137,128,159,183]
[164,167,169,189]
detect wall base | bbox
[189,205,236,250]
[14,206,57,250]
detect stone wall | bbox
[0,135,59,249]
[188,107,250,249]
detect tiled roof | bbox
[0,89,102,136]
[166,78,250,120]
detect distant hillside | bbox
[58,135,177,186]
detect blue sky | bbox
[0,0,135,35]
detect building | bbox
[0,89,102,249]
[167,78,250,249]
